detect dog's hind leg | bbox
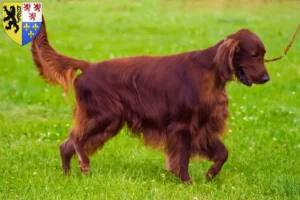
[205,139,228,181]
[84,119,123,156]
[72,118,123,175]
[60,133,76,175]
[73,134,91,174]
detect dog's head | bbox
[214,29,270,86]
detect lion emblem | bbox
[3,5,21,33]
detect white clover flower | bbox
[276,73,281,77]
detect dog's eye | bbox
[251,53,259,58]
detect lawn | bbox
[0,0,300,199]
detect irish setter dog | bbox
[31,16,270,183]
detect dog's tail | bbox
[31,15,90,98]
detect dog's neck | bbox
[192,40,228,89]
[192,41,222,67]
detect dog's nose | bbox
[261,75,270,83]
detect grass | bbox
[0,0,300,199]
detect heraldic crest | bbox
[2,2,42,46]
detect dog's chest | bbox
[214,90,229,118]
[198,90,229,126]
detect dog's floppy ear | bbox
[214,38,239,82]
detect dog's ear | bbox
[214,39,239,82]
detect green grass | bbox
[1,0,300,199]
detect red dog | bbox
[31,16,270,183]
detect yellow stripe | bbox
[2,2,22,45]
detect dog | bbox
[31,16,270,183]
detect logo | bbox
[2,2,42,46]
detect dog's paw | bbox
[205,173,213,182]
[79,163,90,175]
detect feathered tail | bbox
[31,15,90,97]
